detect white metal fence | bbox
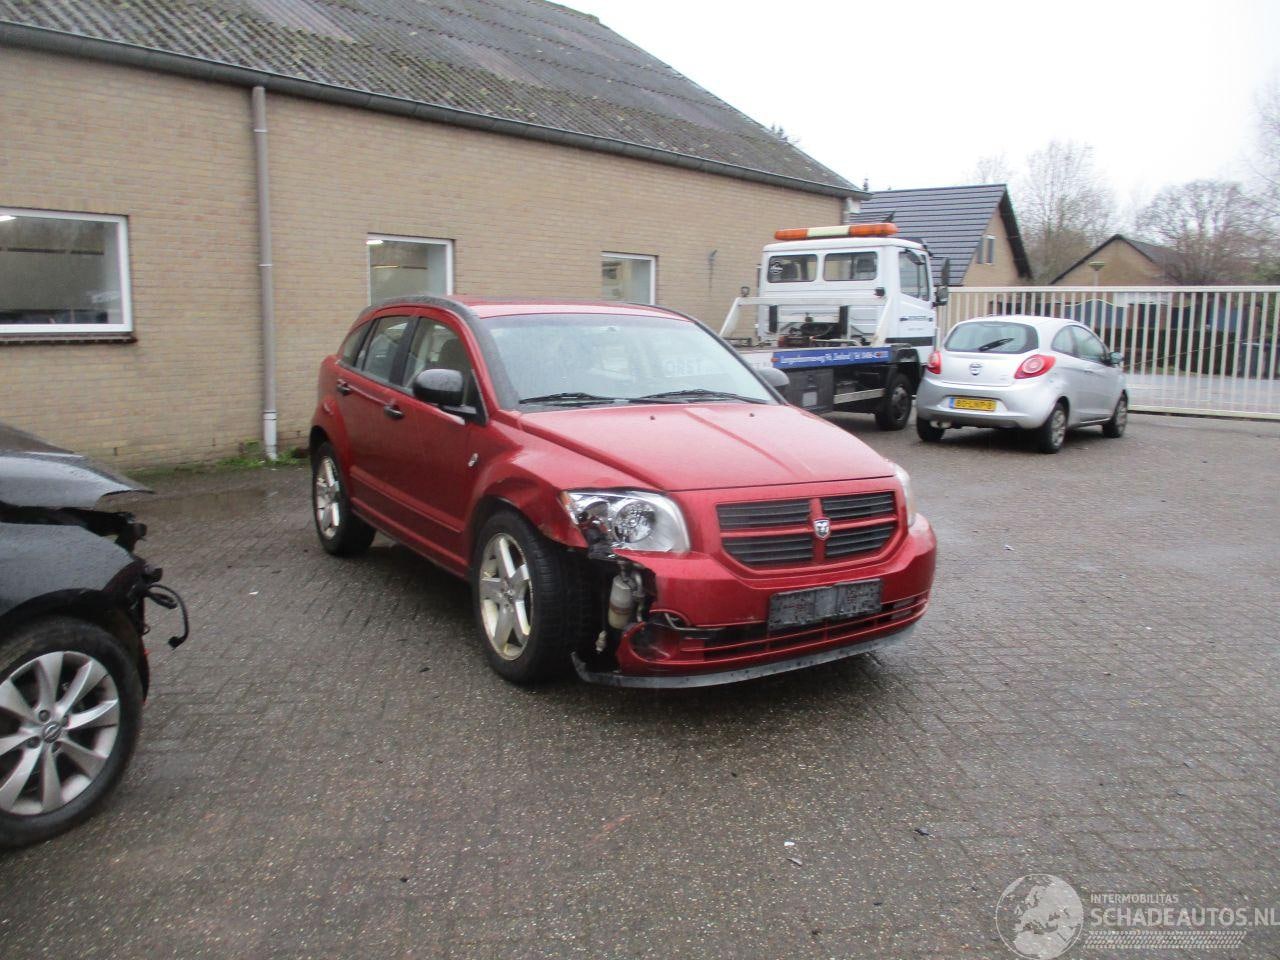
[939,286,1280,420]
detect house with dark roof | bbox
[0,0,862,465]
[852,184,1032,287]
[1051,234,1179,285]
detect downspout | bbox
[251,85,278,460]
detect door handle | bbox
[336,380,353,396]
[383,402,405,420]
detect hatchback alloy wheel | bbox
[0,651,120,816]
[478,533,534,661]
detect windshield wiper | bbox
[635,388,767,404]
[976,337,1015,352]
[518,391,629,407]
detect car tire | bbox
[1102,394,1128,438]
[0,616,144,850]
[1034,401,1068,454]
[471,510,593,685]
[874,374,913,431]
[916,417,945,443]
[312,442,375,557]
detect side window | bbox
[1072,326,1108,363]
[402,318,473,385]
[898,250,928,300]
[823,252,878,281]
[357,315,412,383]
[1051,328,1077,356]
[766,255,817,283]
[339,324,369,365]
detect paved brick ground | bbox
[2,414,1278,959]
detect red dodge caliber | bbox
[310,297,936,687]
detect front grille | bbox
[717,492,899,568]
[825,521,896,559]
[821,491,895,521]
[717,498,810,529]
[722,533,814,565]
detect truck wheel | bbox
[916,417,945,443]
[0,617,144,849]
[312,442,376,556]
[471,510,593,685]
[874,374,913,431]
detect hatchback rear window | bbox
[945,321,1038,354]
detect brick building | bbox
[1052,234,1178,286]
[0,0,861,465]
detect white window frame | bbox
[602,252,657,304]
[366,233,454,303]
[985,235,996,265]
[0,207,133,336]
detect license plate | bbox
[768,579,882,631]
[952,397,996,411]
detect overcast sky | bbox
[565,0,1279,210]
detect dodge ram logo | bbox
[813,518,830,540]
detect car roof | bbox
[952,314,1078,334]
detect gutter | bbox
[250,87,277,460]
[0,22,865,201]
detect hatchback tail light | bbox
[925,351,942,374]
[1014,354,1056,379]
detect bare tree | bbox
[1016,141,1114,282]
[1136,180,1262,283]
[1252,81,1280,221]
[970,153,1012,185]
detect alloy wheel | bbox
[477,533,534,660]
[0,652,120,816]
[1050,407,1067,448]
[314,456,342,539]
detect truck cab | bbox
[752,225,940,361]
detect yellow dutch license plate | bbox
[953,397,997,412]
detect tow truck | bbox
[721,223,950,430]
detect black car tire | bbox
[312,442,376,557]
[0,616,144,849]
[471,510,593,685]
[1102,394,1128,438]
[1035,401,1068,454]
[916,417,945,443]
[875,374,913,431]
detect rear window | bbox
[945,321,1038,354]
[823,252,878,281]
[766,254,817,283]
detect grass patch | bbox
[132,442,308,480]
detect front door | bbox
[1070,326,1122,419]
[896,248,936,362]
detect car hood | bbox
[0,423,149,509]
[517,403,894,492]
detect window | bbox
[823,252,878,282]
[985,236,996,265]
[1071,325,1108,363]
[0,208,132,336]
[898,249,929,300]
[368,235,453,304]
[601,253,656,303]
[765,254,817,284]
[402,319,472,387]
[945,320,1039,354]
[1051,327,1077,356]
[357,315,412,383]
[339,324,369,365]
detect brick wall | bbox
[961,208,1025,286]
[0,49,841,466]
[1054,238,1167,286]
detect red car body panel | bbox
[311,297,937,685]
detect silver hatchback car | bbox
[915,315,1128,453]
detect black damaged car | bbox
[0,424,186,848]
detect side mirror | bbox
[1108,351,1124,367]
[411,367,486,424]
[934,285,950,306]
[758,366,790,391]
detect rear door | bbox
[340,313,414,525]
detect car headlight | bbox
[893,464,917,527]
[561,490,690,553]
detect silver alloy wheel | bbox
[0,651,120,816]
[1050,407,1067,448]
[314,456,342,540]
[1115,398,1128,432]
[477,533,534,661]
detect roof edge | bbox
[0,21,864,200]
[1048,233,1141,285]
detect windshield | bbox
[945,320,1039,354]
[475,313,776,410]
